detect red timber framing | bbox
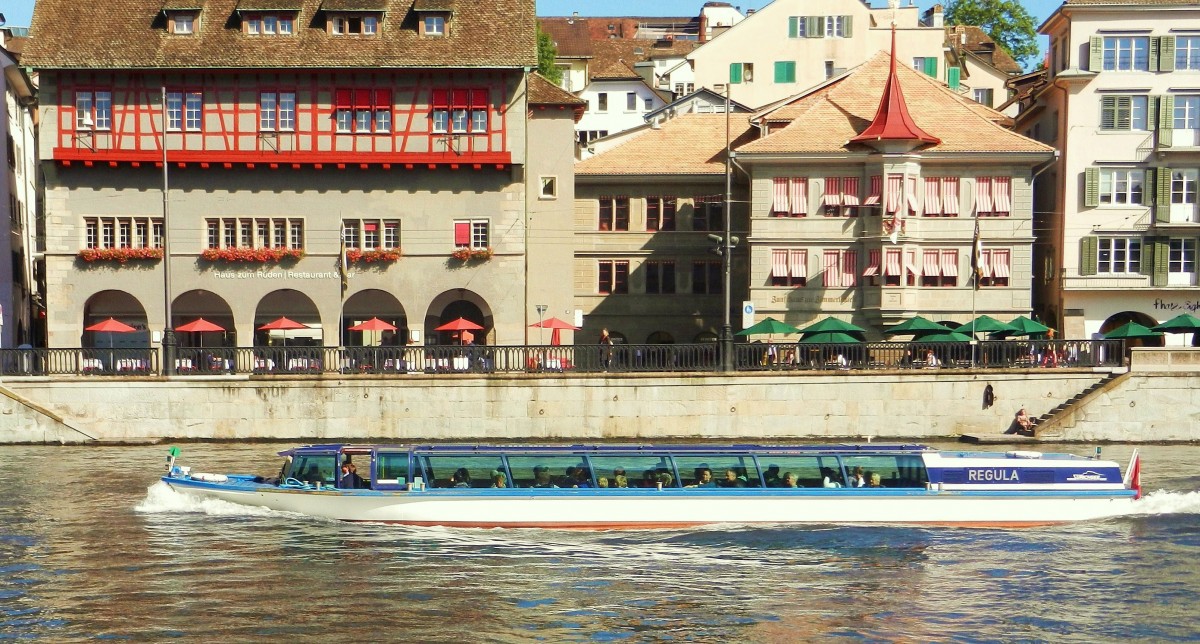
[54,70,514,169]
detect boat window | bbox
[755,456,831,488]
[673,454,761,488]
[840,455,929,488]
[375,452,410,487]
[508,455,595,488]
[586,455,675,489]
[420,455,508,489]
[291,453,337,486]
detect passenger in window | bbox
[573,467,593,488]
[847,466,866,488]
[340,461,366,489]
[655,471,673,488]
[781,472,798,488]
[763,465,781,487]
[490,470,507,488]
[612,468,629,488]
[450,467,472,488]
[867,472,883,488]
[597,477,609,488]
[687,467,715,488]
[640,469,658,488]
[718,469,746,488]
[531,465,557,488]
[821,467,843,488]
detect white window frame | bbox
[470,220,489,250]
[1101,95,1148,131]
[1169,237,1197,285]
[539,176,558,200]
[184,92,203,131]
[1097,237,1141,274]
[166,92,183,131]
[173,14,194,34]
[1177,36,1200,71]
[1173,95,1200,130]
[424,16,445,36]
[1099,168,1144,205]
[824,15,845,38]
[1102,36,1150,72]
[432,109,448,134]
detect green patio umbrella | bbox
[736,317,801,337]
[913,331,974,343]
[883,316,953,336]
[1103,321,1163,340]
[799,316,867,336]
[997,315,1052,338]
[798,331,863,344]
[953,315,1017,336]
[1152,313,1200,334]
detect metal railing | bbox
[0,339,1126,377]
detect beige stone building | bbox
[24,0,580,353]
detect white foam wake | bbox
[134,481,278,517]
[1124,489,1200,516]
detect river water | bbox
[1,441,1198,642]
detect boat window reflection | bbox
[420,455,507,489]
[586,455,674,489]
[291,453,337,486]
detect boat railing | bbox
[0,339,1127,377]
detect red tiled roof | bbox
[576,113,755,176]
[527,72,585,107]
[740,52,1052,155]
[23,0,536,69]
[945,25,1021,74]
[538,17,593,58]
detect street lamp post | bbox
[535,304,547,345]
[160,86,176,376]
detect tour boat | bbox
[161,443,1142,528]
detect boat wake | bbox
[1122,489,1200,516]
[135,481,279,517]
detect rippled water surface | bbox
[2,441,1198,642]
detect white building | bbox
[574,59,669,148]
[1027,0,1200,345]
[0,29,38,348]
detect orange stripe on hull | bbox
[345,520,1068,530]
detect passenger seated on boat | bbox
[867,472,883,488]
[781,472,798,488]
[597,477,609,488]
[451,468,472,488]
[490,471,507,488]
[718,469,746,488]
[339,462,367,489]
[763,465,781,487]
[847,466,866,488]
[687,467,715,488]
[612,468,629,488]
[821,467,843,488]
[572,467,593,488]
[655,472,674,488]
[640,469,658,488]
[531,465,557,488]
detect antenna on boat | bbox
[1095,446,1102,460]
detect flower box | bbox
[78,247,164,263]
[451,246,494,262]
[347,248,402,263]
[200,247,305,263]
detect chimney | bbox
[699,11,709,43]
[929,4,944,28]
[569,11,578,24]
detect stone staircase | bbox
[1033,372,1127,437]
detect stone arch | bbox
[172,289,235,347]
[1099,310,1164,348]
[425,289,493,345]
[82,290,150,347]
[343,289,408,346]
[646,331,675,344]
[254,289,322,346]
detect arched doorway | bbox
[426,289,492,345]
[343,289,408,347]
[82,290,150,348]
[1099,311,1164,348]
[254,289,322,346]
[172,289,235,348]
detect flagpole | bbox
[971,218,981,366]
[161,86,176,376]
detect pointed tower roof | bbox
[849,25,940,147]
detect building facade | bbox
[1030,0,1200,344]
[25,0,577,351]
[0,30,38,349]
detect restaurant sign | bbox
[212,270,353,280]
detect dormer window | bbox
[424,16,444,36]
[414,0,452,37]
[244,13,295,35]
[164,10,199,35]
[329,14,380,35]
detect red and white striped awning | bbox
[864,175,882,205]
[884,249,902,276]
[941,250,958,277]
[992,250,1011,278]
[771,249,789,277]
[863,249,881,276]
[942,177,960,215]
[975,176,993,213]
[772,177,789,214]
[790,250,807,278]
[992,176,1012,213]
[924,177,941,215]
[823,177,842,206]
[923,251,941,277]
[885,175,902,213]
[977,249,991,277]
[790,177,807,215]
[842,177,860,206]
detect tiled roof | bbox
[576,113,756,176]
[739,52,1052,155]
[946,25,1021,74]
[538,17,594,58]
[527,72,585,106]
[23,0,536,69]
[234,0,303,10]
[410,0,452,11]
[591,59,641,81]
[587,38,696,81]
[322,0,391,10]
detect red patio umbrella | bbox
[175,318,225,333]
[529,316,579,345]
[435,317,483,345]
[347,317,398,332]
[258,316,309,345]
[85,318,137,333]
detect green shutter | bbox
[1080,237,1099,276]
[1161,36,1176,72]
[1147,96,1158,131]
[1085,167,1100,207]
[923,57,938,77]
[1149,37,1160,72]
[788,16,800,38]
[1153,238,1169,286]
[806,15,822,38]
[947,66,960,90]
[1141,237,1155,276]
[1159,94,1175,147]
[729,63,742,84]
[1157,167,1172,221]
[1090,36,1104,71]
[774,61,793,83]
[1100,96,1116,129]
[844,15,853,38]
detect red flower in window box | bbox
[451,246,493,261]
[200,247,305,263]
[78,247,165,263]
[346,248,402,263]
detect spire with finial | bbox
[849,1,940,148]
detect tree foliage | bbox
[945,0,1040,68]
[537,26,562,85]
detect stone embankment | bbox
[0,348,1194,444]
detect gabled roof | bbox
[644,87,751,119]
[23,0,536,69]
[576,113,755,176]
[738,52,1052,155]
[527,72,585,107]
[591,58,641,81]
[945,25,1021,75]
[538,17,593,58]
